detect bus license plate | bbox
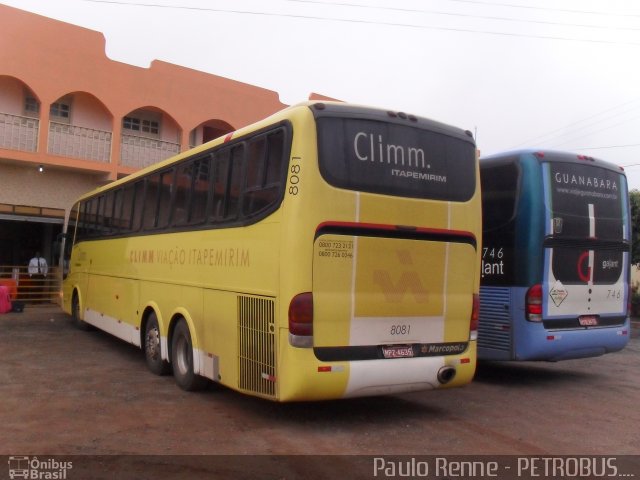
[382,345,414,359]
[579,315,598,326]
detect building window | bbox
[123,116,160,136]
[141,119,159,135]
[24,96,40,116]
[50,101,71,122]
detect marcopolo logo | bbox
[8,456,72,479]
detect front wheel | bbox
[144,312,171,376]
[171,319,208,391]
[71,292,91,331]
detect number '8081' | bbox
[289,164,300,195]
[390,325,411,335]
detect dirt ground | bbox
[1,306,638,479]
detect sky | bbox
[3,0,640,188]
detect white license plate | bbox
[382,345,414,359]
[579,315,598,326]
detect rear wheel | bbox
[171,319,208,391]
[71,292,91,331]
[144,312,171,375]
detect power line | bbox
[78,0,640,46]
[286,0,640,32]
[510,99,640,148]
[574,143,640,151]
[446,0,640,18]
[549,112,640,149]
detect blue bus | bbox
[478,150,631,361]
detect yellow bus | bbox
[62,101,481,401]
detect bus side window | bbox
[174,162,193,226]
[94,196,104,236]
[76,201,87,241]
[131,180,145,232]
[102,191,114,234]
[210,150,230,223]
[120,183,135,232]
[87,198,98,237]
[210,145,245,224]
[265,129,286,185]
[226,145,244,220]
[481,163,519,232]
[243,129,286,217]
[480,161,519,286]
[68,203,79,245]
[243,136,267,216]
[112,189,123,234]
[143,174,161,230]
[157,169,175,229]
[190,156,210,225]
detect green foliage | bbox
[630,190,640,266]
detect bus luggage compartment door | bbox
[312,232,476,352]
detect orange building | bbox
[0,4,326,269]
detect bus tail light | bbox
[526,284,543,322]
[289,292,313,348]
[470,293,479,340]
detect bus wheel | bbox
[71,292,91,331]
[171,319,207,391]
[144,312,171,376]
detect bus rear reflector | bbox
[470,293,479,340]
[526,284,543,322]
[289,292,313,346]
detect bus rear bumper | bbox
[278,340,477,401]
[515,319,630,361]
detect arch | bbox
[189,119,235,148]
[0,76,41,153]
[0,75,41,116]
[49,90,113,129]
[120,106,182,169]
[47,91,114,163]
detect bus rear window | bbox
[316,117,476,201]
[546,162,626,242]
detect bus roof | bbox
[73,101,476,202]
[479,149,626,175]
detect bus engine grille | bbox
[237,295,277,398]
[478,286,512,351]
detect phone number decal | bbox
[317,239,354,259]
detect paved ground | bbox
[0,305,638,479]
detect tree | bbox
[630,189,640,267]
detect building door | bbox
[0,218,63,268]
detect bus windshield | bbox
[316,116,476,201]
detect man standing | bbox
[27,252,48,303]
[28,252,48,278]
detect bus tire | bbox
[71,292,92,331]
[144,312,171,376]
[171,319,207,391]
